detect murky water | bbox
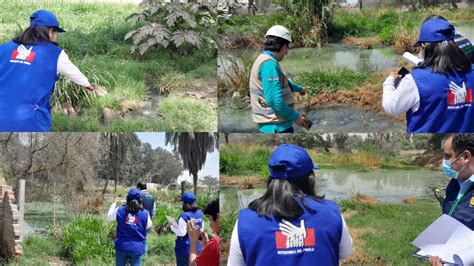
[219,44,397,80]
[219,100,404,133]
[221,169,449,212]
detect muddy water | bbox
[221,169,448,212]
[218,44,397,80]
[219,100,404,133]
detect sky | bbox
[136,133,219,183]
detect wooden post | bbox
[18,180,25,241]
[181,180,185,195]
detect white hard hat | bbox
[265,25,292,43]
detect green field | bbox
[0,0,217,131]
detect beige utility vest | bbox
[249,53,294,124]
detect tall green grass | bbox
[339,197,441,264]
[62,215,115,264]
[296,68,367,95]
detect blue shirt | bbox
[258,51,304,133]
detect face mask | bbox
[442,159,459,179]
[442,154,467,179]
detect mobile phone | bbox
[398,67,410,78]
[304,120,313,131]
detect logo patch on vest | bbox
[447,81,472,109]
[275,219,316,255]
[10,45,36,65]
[125,213,139,225]
[469,195,474,208]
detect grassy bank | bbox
[0,0,217,131]
[220,144,424,178]
[219,196,442,264]
[220,7,474,49]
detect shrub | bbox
[153,202,182,234]
[62,215,115,264]
[125,2,217,56]
[158,96,217,132]
[157,71,188,95]
[297,68,367,95]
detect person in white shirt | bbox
[382,17,473,133]
[0,10,96,132]
[107,188,152,266]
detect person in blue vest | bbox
[0,10,94,132]
[249,25,311,133]
[382,18,474,133]
[136,182,156,257]
[107,188,152,266]
[170,191,204,266]
[428,134,474,265]
[227,144,353,266]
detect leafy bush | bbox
[220,145,271,176]
[297,68,367,95]
[219,212,238,242]
[125,1,217,55]
[62,215,115,263]
[153,202,182,234]
[157,71,188,95]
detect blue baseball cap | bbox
[268,144,320,180]
[414,18,455,47]
[181,192,196,204]
[30,10,66,33]
[127,188,142,203]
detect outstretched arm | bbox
[57,50,92,89]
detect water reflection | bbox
[221,169,449,212]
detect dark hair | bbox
[417,40,471,75]
[203,199,219,221]
[183,202,201,212]
[264,36,290,53]
[248,171,324,220]
[126,199,143,214]
[452,134,474,157]
[13,26,58,45]
[136,182,147,190]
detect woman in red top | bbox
[187,199,220,266]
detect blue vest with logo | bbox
[238,197,342,266]
[407,66,474,133]
[0,41,62,132]
[175,210,203,255]
[115,206,149,255]
[442,178,474,230]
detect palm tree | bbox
[100,133,140,194]
[165,133,217,195]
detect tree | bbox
[201,175,218,192]
[98,133,140,194]
[151,147,183,185]
[334,133,349,152]
[165,133,217,195]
